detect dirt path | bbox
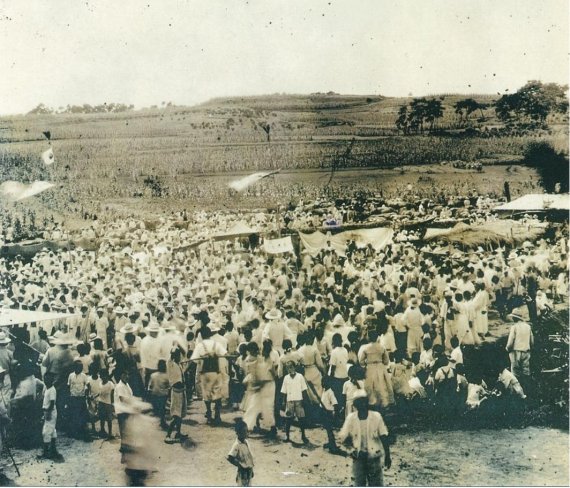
[5,398,568,487]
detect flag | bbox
[229,169,280,192]
[0,180,55,201]
[42,131,51,141]
[42,147,55,165]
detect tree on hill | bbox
[27,103,54,115]
[394,97,445,134]
[454,98,488,127]
[495,81,568,127]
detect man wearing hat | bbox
[339,391,392,486]
[42,333,76,432]
[506,311,534,383]
[140,322,162,388]
[262,309,293,354]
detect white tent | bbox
[494,193,570,212]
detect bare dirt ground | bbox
[4,398,568,487]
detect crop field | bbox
[0,93,567,221]
[1,94,568,180]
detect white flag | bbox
[42,147,55,165]
[0,180,55,201]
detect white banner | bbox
[263,236,294,254]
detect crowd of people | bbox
[0,185,567,485]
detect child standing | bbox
[320,376,340,453]
[39,373,63,462]
[98,370,115,439]
[280,363,309,444]
[148,360,170,429]
[342,365,365,418]
[86,365,102,436]
[227,419,254,487]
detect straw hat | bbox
[265,308,282,320]
[120,323,137,334]
[145,322,161,333]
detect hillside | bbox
[0,93,567,184]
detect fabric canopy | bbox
[0,308,79,327]
[494,193,569,212]
[213,221,260,240]
[424,220,547,246]
[299,227,393,257]
[263,236,294,254]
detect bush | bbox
[523,141,569,193]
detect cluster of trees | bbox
[453,98,488,127]
[395,97,445,134]
[395,81,568,134]
[495,81,568,127]
[27,102,135,115]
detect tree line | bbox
[27,102,135,115]
[395,81,568,135]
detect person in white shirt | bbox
[466,378,489,409]
[67,361,89,440]
[328,333,349,412]
[140,323,163,387]
[505,312,534,379]
[191,327,227,424]
[280,363,309,444]
[321,376,340,453]
[339,391,392,487]
[497,366,526,399]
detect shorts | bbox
[98,402,114,422]
[285,400,305,419]
[43,418,57,443]
[170,387,187,419]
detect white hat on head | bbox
[120,323,137,334]
[265,308,282,320]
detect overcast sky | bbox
[0,0,568,114]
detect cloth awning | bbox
[0,308,79,327]
[494,193,570,212]
[299,227,393,257]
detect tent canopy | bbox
[214,221,260,240]
[495,193,569,212]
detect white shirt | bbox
[114,380,133,414]
[140,335,163,370]
[280,373,307,402]
[329,347,349,379]
[321,388,338,412]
